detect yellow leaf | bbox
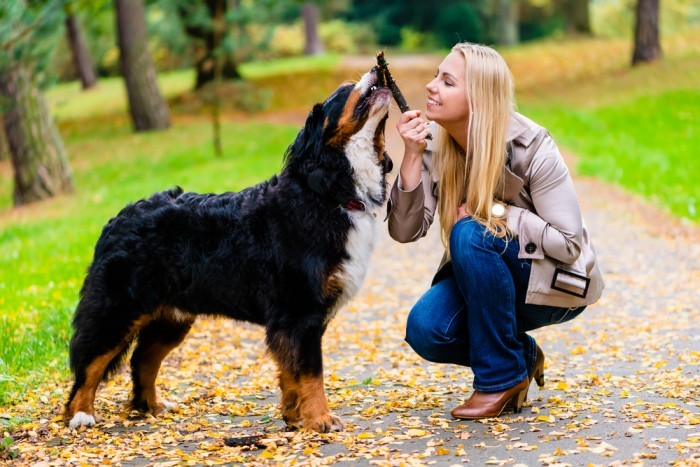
[556,381,568,390]
[357,432,375,439]
[536,415,555,423]
[259,450,275,459]
[407,429,428,437]
[436,447,451,456]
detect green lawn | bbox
[517,52,700,222]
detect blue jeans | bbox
[405,218,585,392]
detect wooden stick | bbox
[376,51,432,140]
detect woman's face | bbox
[425,51,470,126]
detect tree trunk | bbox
[0,64,73,206]
[0,122,8,161]
[556,0,592,35]
[114,0,171,131]
[65,14,97,90]
[301,2,324,56]
[632,0,662,65]
[497,0,519,45]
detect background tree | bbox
[562,0,592,35]
[496,0,520,45]
[114,0,171,131]
[632,0,662,65]
[175,0,241,89]
[0,1,73,206]
[64,1,98,90]
[301,2,324,55]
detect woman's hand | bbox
[455,203,471,224]
[397,110,430,158]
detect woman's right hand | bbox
[397,110,430,158]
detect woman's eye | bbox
[445,81,453,87]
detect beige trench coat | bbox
[387,112,604,308]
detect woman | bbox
[387,43,604,419]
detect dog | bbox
[63,68,393,433]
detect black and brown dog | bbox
[64,68,393,433]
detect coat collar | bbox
[498,113,532,203]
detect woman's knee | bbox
[449,218,485,257]
[405,304,467,365]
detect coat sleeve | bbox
[386,150,437,243]
[506,135,583,264]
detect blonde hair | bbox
[432,43,515,257]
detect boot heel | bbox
[509,387,528,413]
[533,367,545,388]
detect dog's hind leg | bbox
[129,314,194,415]
[278,368,301,425]
[267,327,344,433]
[64,311,151,429]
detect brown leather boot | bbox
[504,344,546,411]
[451,376,529,419]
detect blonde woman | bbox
[388,43,604,419]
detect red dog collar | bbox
[346,199,367,212]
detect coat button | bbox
[525,242,537,254]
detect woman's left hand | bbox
[455,203,471,224]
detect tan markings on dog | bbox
[374,128,386,161]
[327,89,363,147]
[64,348,122,421]
[298,374,331,429]
[278,369,301,423]
[133,326,190,413]
[63,316,151,422]
[322,269,344,301]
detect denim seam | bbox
[552,308,571,324]
[442,305,466,337]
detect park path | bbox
[7,57,699,465]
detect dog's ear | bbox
[285,104,324,163]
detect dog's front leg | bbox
[267,328,344,433]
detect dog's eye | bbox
[371,86,377,91]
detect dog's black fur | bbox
[64,69,393,432]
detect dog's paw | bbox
[129,398,177,416]
[69,411,96,429]
[304,412,345,433]
[151,399,177,415]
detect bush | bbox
[262,19,376,58]
[399,27,439,52]
[434,3,483,47]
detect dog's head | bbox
[284,68,393,208]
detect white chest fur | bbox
[325,211,379,325]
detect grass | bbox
[515,49,700,222]
[48,54,342,121]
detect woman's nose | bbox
[426,79,438,93]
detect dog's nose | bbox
[383,153,393,173]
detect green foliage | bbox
[434,2,483,46]
[0,0,65,84]
[0,435,19,460]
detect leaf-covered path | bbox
[4,59,699,465]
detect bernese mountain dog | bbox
[64,68,393,433]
